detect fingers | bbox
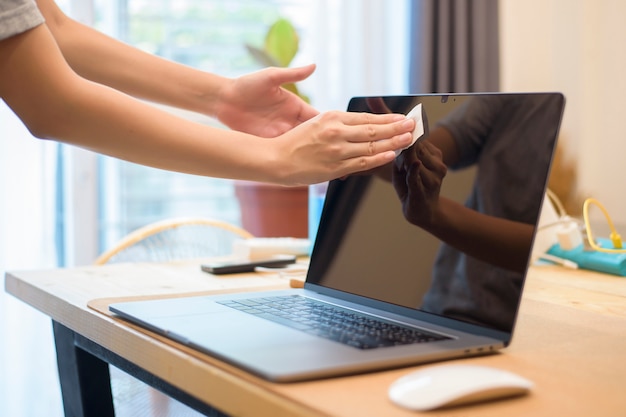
[361,128,414,160]
[399,161,428,225]
[352,113,415,146]
[331,112,415,156]
[406,160,425,197]
[416,142,448,178]
[312,112,414,177]
[398,142,446,176]
[395,142,446,198]
[399,149,445,195]
[341,111,409,127]
[415,160,442,190]
[392,157,409,199]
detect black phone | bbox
[200,254,297,275]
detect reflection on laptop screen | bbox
[307,93,564,333]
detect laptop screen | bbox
[307,93,564,334]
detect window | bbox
[62,0,410,265]
[94,1,303,253]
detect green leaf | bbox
[264,18,299,67]
[245,44,280,67]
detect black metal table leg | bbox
[51,320,228,417]
[53,320,115,417]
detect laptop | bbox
[110,92,565,382]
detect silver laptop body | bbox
[110,92,565,382]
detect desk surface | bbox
[5,261,626,417]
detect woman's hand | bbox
[392,141,448,228]
[215,64,319,137]
[268,111,415,185]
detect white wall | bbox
[500,0,626,225]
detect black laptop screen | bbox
[306,93,565,333]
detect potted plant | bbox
[235,18,309,238]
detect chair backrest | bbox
[94,217,254,265]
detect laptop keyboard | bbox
[217,295,450,350]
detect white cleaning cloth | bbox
[395,103,425,157]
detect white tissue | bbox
[395,103,425,157]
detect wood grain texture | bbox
[5,262,626,417]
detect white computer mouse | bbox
[388,364,533,411]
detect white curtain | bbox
[0,103,63,416]
[302,0,410,112]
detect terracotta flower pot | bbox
[234,181,308,238]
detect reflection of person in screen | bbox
[393,94,563,331]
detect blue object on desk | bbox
[308,182,328,247]
[547,238,626,276]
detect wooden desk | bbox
[4,261,626,417]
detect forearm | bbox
[424,197,534,272]
[1,25,271,182]
[55,85,270,180]
[37,0,225,116]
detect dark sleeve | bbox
[436,96,505,169]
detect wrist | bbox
[255,136,309,187]
[212,76,239,124]
[409,199,445,232]
[145,64,227,117]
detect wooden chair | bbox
[95,217,253,417]
[95,217,254,265]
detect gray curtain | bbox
[409,0,500,93]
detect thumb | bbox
[273,64,316,85]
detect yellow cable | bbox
[582,197,626,253]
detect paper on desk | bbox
[395,103,426,157]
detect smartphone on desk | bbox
[201,254,297,275]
